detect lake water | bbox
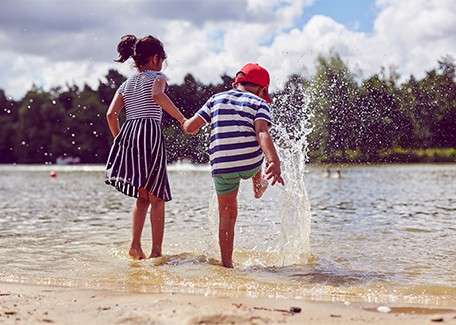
[0,164,455,306]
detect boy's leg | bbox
[217,189,238,268]
[252,169,268,199]
[148,193,165,258]
[129,188,149,260]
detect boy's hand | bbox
[182,119,198,135]
[183,116,206,135]
[265,161,285,186]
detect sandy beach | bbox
[0,282,455,325]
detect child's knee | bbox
[138,188,149,199]
[137,197,149,206]
[148,194,164,206]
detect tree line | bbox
[0,54,455,164]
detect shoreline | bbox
[1,282,455,324]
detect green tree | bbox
[0,89,18,162]
[15,87,65,163]
[309,55,360,162]
[356,74,403,161]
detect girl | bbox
[105,34,186,260]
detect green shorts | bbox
[213,167,260,195]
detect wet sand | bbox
[1,282,455,324]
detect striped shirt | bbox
[197,89,272,176]
[118,71,165,121]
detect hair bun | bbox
[115,34,137,63]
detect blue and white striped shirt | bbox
[197,89,272,176]
[118,71,165,122]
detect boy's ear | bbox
[152,54,160,65]
[258,86,266,97]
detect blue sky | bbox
[300,0,378,32]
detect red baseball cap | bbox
[233,63,271,103]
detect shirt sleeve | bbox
[117,81,127,96]
[254,102,272,125]
[196,97,213,124]
[155,72,169,82]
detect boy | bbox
[183,63,284,268]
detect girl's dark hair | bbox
[115,34,166,67]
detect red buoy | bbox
[50,170,57,178]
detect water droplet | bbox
[377,306,391,313]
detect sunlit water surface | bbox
[0,164,455,306]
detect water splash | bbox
[202,79,314,266]
[271,77,313,265]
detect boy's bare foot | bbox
[222,261,234,268]
[129,247,146,260]
[253,173,269,199]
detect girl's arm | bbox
[106,92,125,138]
[151,77,186,124]
[183,115,205,134]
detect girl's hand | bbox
[182,115,205,135]
[182,119,198,135]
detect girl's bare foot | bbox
[129,246,146,260]
[149,249,162,258]
[149,250,165,266]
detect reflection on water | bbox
[0,164,455,306]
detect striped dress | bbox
[105,70,171,201]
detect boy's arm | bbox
[254,120,284,186]
[106,92,125,138]
[183,97,212,134]
[183,115,206,134]
[151,77,186,125]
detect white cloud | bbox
[0,0,455,98]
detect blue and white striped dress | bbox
[105,71,171,201]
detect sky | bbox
[0,0,455,99]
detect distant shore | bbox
[1,282,455,325]
[1,154,456,169]
[309,147,456,163]
[2,147,456,166]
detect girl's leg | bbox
[129,189,150,260]
[217,190,238,268]
[148,193,165,258]
[252,169,268,199]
